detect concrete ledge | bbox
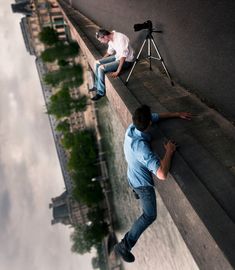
[58,1,235,269]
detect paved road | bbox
[68,0,235,121]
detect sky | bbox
[0,3,93,270]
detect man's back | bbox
[124,124,160,188]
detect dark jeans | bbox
[122,186,157,251]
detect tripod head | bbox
[151,30,162,33]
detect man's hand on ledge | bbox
[159,111,192,120]
[110,71,119,78]
[177,112,192,120]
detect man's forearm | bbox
[158,112,180,119]
[116,57,126,74]
[161,150,174,175]
[156,149,174,180]
[103,52,111,58]
[158,112,192,120]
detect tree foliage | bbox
[71,221,109,254]
[47,86,87,118]
[87,207,106,223]
[58,59,69,67]
[62,130,103,206]
[44,64,83,87]
[56,119,70,133]
[61,132,75,149]
[68,130,97,169]
[41,42,79,62]
[72,181,104,206]
[39,27,59,45]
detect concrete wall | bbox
[69,0,235,121]
[58,2,235,269]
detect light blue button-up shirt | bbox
[124,113,161,188]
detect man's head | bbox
[132,105,152,132]
[96,29,111,44]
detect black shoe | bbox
[91,94,103,101]
[133,189,140,199]
[89,87,97,92]
[114,242,135,263]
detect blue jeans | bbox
[122,186,157,251]
[94,56,132,96]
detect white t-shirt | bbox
[107,31,134,62]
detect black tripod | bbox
[125,29,174,86]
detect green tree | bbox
[47,87,71,117]
[72,181,104,206]
[71,224,93,254]
[71,222,109,254]
[68,130,97,171]
[87,207,106,223]
[58,59,69,67]
[44,64,83,87]
[41,42,79,62]
[39,27,59,45]
[71,95,87,111]
[47,86,87,118]
[56,119,70,133]
[66,129,103,205]
[61,132,75,149]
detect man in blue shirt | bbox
[114,105,191,263]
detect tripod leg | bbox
[148,38,152,70]
[151,39,174,86]
[125,39,147,84]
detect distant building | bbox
[12,0,67,57]
[11,0,33,16]
[49,191,89,225]
[20,17,35,55]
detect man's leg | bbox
[114,186,156,262]
[122,186,157,250]
[94,56,116,88]
[96,60,119,96]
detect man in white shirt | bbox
[90,29,134,101]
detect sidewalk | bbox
[58,1,235,269]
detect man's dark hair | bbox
[96,29,111,39]
[132,105,152,131]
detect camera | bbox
[134,20,153,32]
